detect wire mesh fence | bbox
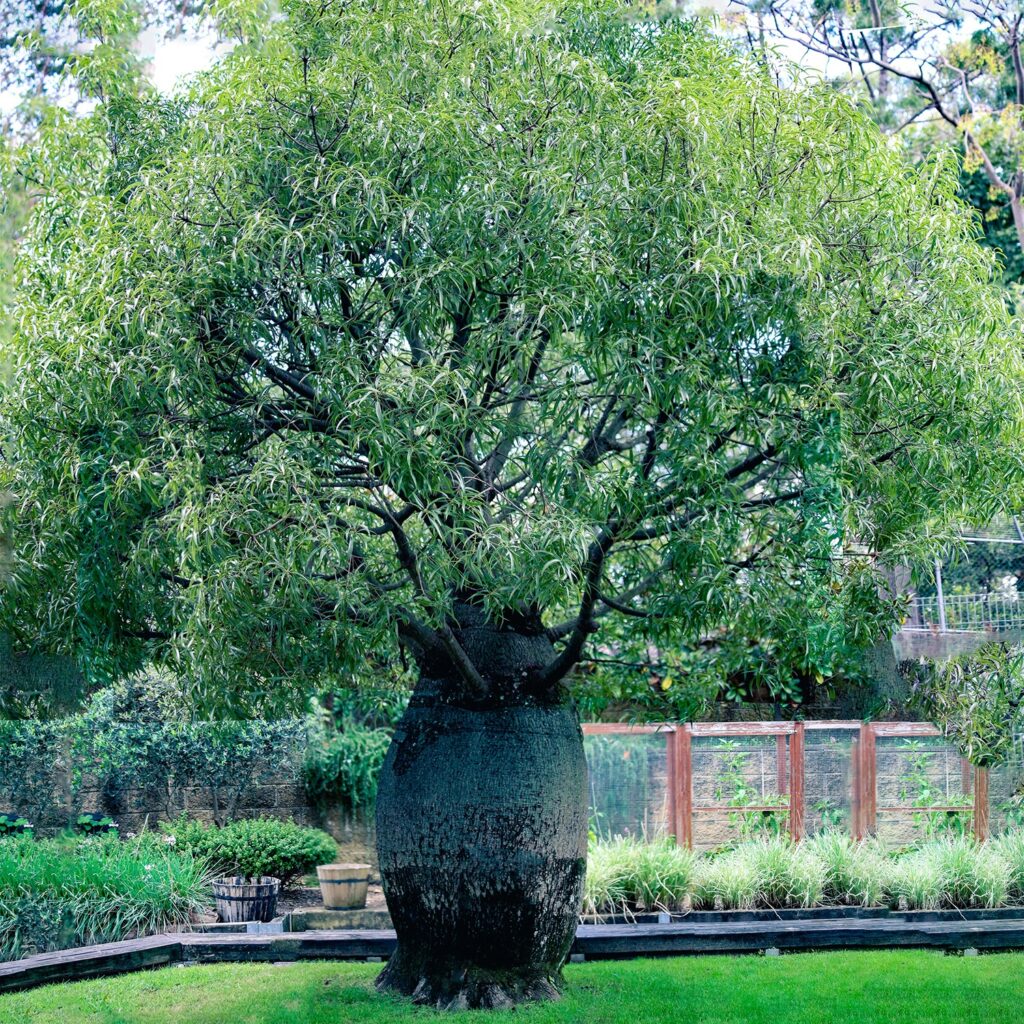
[583,722,1023,850]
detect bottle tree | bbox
[3,0,1022,1009]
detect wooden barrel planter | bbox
[317,863,371,910]
[212,877,280,923]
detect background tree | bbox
[731,1,1024,274]
[3,0,1022,1008]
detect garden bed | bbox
[584,906,1024,925]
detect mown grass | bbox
[2,952,1023,1023]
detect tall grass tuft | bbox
[884,838,1009,910]
[0,833,215,960]
[691,850,759,910]
[991,831,1024,905]
[691,838,824,910]
[805,830,887,907]
[583,836,695,917]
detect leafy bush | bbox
[302,725,392,815]
[0,814,33,837]
[0,833,213,960]
[805,830,887,907]
[583,836,695,917]
[0,681,311,829]
[161,816,337,887]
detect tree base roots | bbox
[375,956,563,1010]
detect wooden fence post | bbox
[858,724,877,838]
[789,723,805,841]
[677,725,692,848]
[974,767,990,842]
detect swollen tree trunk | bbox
[375,608,588,1010]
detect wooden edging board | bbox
[6,918,1024,996]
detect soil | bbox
[275,883,388,916]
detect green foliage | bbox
[891,740,973,838]
[991,831,1024,904]
[886,838,1010,911]
[908,645,1024,768]
[0,832,213,960]
[583,836,696,917]
[0,814,32,837]
[160,815,337,887]
[74,813,118,835]
[3,0,1019,712]
[804,830,887,907]
[0,681,310,828]
[691,848,760,911]
[0,719,73,825]
[69,680,309,826]
[710,740,790,840]
[301,724,391,815]
[586,833,1024,914]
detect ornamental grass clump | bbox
[691,850,760,911]
[693,838,823,910]
[0,833,214,960]
[745,837,825,909]
[805,830,887,907]
[992,831,1024,904]
[583,836,695,917]
[885,838,1009,910]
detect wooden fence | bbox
[582,721,1010,846]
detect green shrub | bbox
[0,833,213,960]
[805,830,886,907]
[301,725,392,815]
[161,816,337,887]
[0,814,33,837]
[583,836,695,916]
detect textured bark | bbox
[375,608,588,1010]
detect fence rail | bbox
[904,592,1024,634]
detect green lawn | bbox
[0,952,1021,1023]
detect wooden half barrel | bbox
[317,863,371,910]
[212,876,280,923]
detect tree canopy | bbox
[2,0,1021,712]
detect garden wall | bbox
[0,729,380,871]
